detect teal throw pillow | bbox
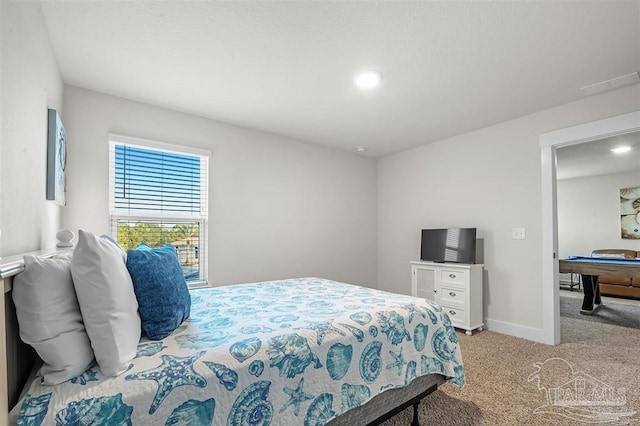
[126,244,191,340]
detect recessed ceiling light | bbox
[611,146,632,154]
[356,146,367,153]
[355,71,382,89]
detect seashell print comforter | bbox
[16,278,465,425]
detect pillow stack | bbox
[12,229,193,384]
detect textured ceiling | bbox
[39,1,640,157]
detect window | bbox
[109,134,209,287]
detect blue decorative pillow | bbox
[126,244,191,340]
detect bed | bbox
[1,250,464,425]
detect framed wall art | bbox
[46,108,67,206]
[620,186,640,239]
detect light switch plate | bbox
[512,227,526,240]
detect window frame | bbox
[108,133,210,288]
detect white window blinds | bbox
[109,135,209,285]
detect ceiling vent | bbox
[580,72,640,96]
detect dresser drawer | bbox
[441,305,467,326]
[439,285,466,307]
[440,269,468,285]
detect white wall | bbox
[61,86,378,287]
[558,171,640,258]
[0,1,64,257]
[378,84,640,334]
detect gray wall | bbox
[377,84,640,333]
[558,170,640,258]
[61,86,378,287]
[0,2,64,256]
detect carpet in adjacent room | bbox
[560,294,640,329]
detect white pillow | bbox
[70,230,141,376]
[12,253,94,385]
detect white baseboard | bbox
[484,318,552,345]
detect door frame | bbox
[539,110,640,345]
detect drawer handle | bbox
[449,292,456,297]
[448,310,456,315]
[449,274,456,278]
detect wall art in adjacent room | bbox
[620,186,640,239]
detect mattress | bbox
[15,278,464,425]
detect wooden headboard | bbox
[1,248,63,425]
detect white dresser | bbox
[411,261,484,335]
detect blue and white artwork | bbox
[46,109,66,206]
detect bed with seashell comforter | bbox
[14,277,464,425]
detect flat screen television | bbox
[420,228,477,264]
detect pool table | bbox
[559,257,640,314]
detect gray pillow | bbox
[70,230,141,376]
[12,254,94,384]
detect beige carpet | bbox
[382,317,640,425]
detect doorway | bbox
[539,111,640,345]
[556,133,640,329]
